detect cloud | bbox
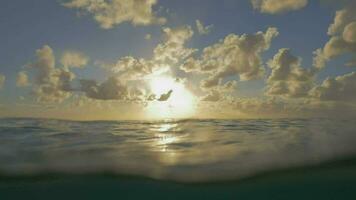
[200,76,221,89]
[345,59,356,67]
[200,81,237,102]
[157,89,172,101]
[313,2,356,68]
[315,37,356,68]
[310,72,356,101]
[16,71,29,87]
[230,97,287,116]
[195,20,213,35]
[60,51,89,69]
[343,21,356,43]
[229,96,356,118]
[0,74,5,89]
[62,0,166,29]
[18,26,194,104]
[180,57,218,73]
[251,0,308,14]
[153,26,196,65]
[201,90,221,102]
[181,27,279,90]
[266,48,315,98]
[27,45,76,102]
[109,25,195,80]
[79,76,129,100]
[112,56,157,80]
[145,33,152,40]
[128,87,147,102]
[328,3,356,36]
[147,94,156,101]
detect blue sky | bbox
[0,0,355,119]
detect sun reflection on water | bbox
[150,122,180,164]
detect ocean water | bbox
[1,118,356,199]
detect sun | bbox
[146,76,196,119]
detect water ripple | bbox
[0,118,356,182]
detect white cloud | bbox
[328,4,356,36]
[251,0,308,14]
[113,56,157,80]
[343,21,356,43]
[16,71,29,87]
[26,26,194,103]
[153,26,196,65]
[310,72,356,101]
[62,0,166,29]
[60,51,89,69]
[345,59,356,67]
[200,76,221,89]
[181,27,279,90]
[230,97,287,116]
[28,45,76,102]
[201,90,221,102]
[109,25,195,80]
[313,3,356,69]
[195,20,213,35]
[200,80,237,102]
[79,76,129,100]
[266,48,315,98]
[145,33,152,40]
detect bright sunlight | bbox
[146,76,196,119]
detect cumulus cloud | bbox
[153,26,196,65]
[77,77,149,102]
[147,94,156,101]
[314,2,356,68]
[195,20,213,35]
[200,81,237,102]
[157,89,172,101]
[251,0,308,14]
[60,51,89,69]
[310,72,356,101]
[201,90,221,102]
[328,4,356,36]
[181,27,279,90]
[112,56,157,80]
[266,48,315,98]
[62,0,166,29]
[343,21,356,43]
[26,45,76,102]
[200,76,221,89]
[16,71,29,87]
[34,26,195,103]
[79,76,129,100]
[230,97,287,116]
[145,34,152,40]
[228,96,356,118]
[109,25,195,80]
[0,74,5,89]
[128,87,147,102]
[345,59,356,67]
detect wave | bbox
[0,118,356,183]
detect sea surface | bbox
[1,118,356,199]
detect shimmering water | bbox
[0,118,356,182]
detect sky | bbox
[0,0,355,120]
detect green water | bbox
[2,118,356,199]
[1,161,356,200]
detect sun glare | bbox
[146,76,196,119]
